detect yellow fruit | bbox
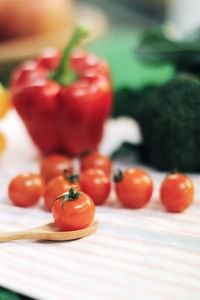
[0,132,6,154]
[0,84,10,118]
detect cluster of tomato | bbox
[8,151,194,231]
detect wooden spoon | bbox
[0,221,98,243]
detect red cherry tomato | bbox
[114,168,153,209]
[160,173,194,213]
[40,154,73,183]
[80,168,111,205]
[52,187,95,231]
[81,151,112,175]
[8,173,45,207]
[44,171,79,211]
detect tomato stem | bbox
[63,169,68,180]
[63,169,79,183]
[80,149,92,158]
[55,187,81,209]
[113,169,123,182]
[50,26,89,86]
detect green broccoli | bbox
[134,73,200,172]
[113,27,200,171]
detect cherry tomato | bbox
[8,173,45,207]
[80,168,111,205]
[40,154,73,183]
[114,168,153,209]
[44,170,79,211]
[160,173,194,213]
[52,187,95,231]
[80,151,112,175]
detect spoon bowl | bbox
[0,221,98,243]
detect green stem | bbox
[113,170,123,183]
[63,169,79,183]
[55,187,81,210]
[50,26,89,86]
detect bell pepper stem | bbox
[51,26,89,86]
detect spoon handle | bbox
[0,221,98,242]
[0,230,41,243]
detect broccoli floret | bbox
[135,74,200,172]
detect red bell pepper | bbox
[11,27,113,156]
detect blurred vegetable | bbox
[112,74,200,172]
[113,27,200,172]
[111,142,142,164]
[134,74,200,172]
[136,26,200,75]
[0,288,21,300]
[8,173,45,207]
[40,154,73,183]
[0,0,73,41]
[89,30,173,91]
[112,88,137,118]
[0,84,10,118]
[0,132,6,154]
[80,151,112,175]
[11,27,112,156]
[0,84,10,155]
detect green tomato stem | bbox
[55,187,81,210]
[113,169,123,183]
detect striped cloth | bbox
[0,112,200,300]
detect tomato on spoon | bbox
[52,187,95,231]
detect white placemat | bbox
[0,111,200,300]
